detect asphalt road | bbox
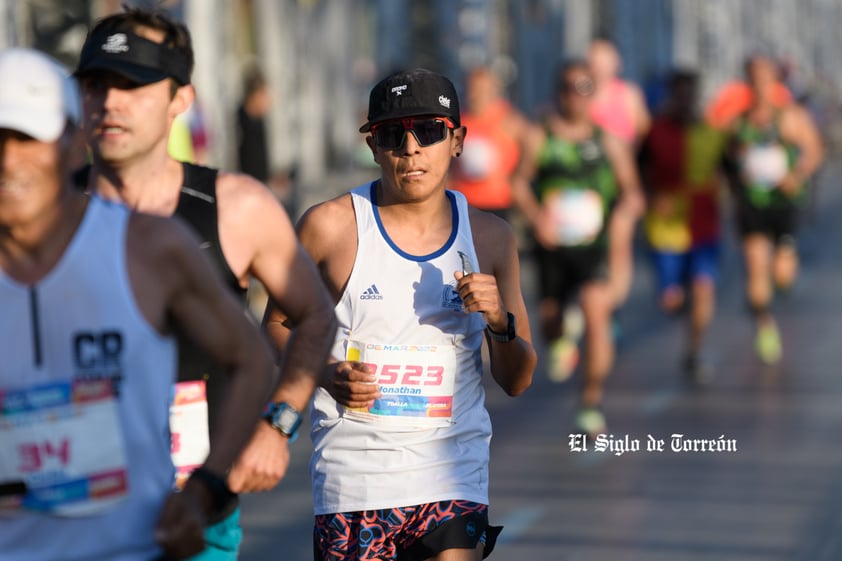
[239,162,842,561]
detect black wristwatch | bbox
[486,312,517,343]
[263,402,302,443]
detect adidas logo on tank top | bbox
[359,284,383,300]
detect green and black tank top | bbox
[534,125,618,247]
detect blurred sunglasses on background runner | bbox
[370,117,455,150]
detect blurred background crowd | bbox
[3,0,841,217]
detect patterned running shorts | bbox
[313,500,502,561]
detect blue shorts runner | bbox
[650,242,720,294]
[313,500,502,561]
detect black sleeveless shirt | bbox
[173,163,248,435]
[175,163,247,300]
[176,163,247,519]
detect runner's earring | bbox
[455,152,461,157]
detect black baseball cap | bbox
[75,28,191,85]
[359,68,460,132]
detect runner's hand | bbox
[324,361,381,408]
[155,489,206,560]
[778,171,802,196]
[227,421,289,493]
[534,215,559,250]
[454,271,507,333]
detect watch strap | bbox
[263,402,301,443]
[486,312,516,342]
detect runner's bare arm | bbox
[511,123,561,249]
[218,173,336,412]
[603,131,645,218]
[215,173,336,492]
[779,105,824,194]
[128,214,274,549]
[503,105,531,146]
[510,122,546,227]
[129,213,275,473]
[460,211,536,396]
[263,195,380,408]
[628,83,652,141]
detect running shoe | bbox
[575,406,607,440]
[755,320,782,365]
[563,305,585,342]
[548,337,579,383]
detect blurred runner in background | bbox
[450,66,530,223]
[639,69,728,384]
[723,54,823,366]
[587,38,647,341]
[512,60,641,439]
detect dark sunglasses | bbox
[371,118,456,150]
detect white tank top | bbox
[310,182,491,515]
[0,196,177,561]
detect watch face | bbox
[278,408,299,430]
[270,403,301,437]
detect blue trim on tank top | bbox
[369,181,459,262]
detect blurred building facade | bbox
[1,0,840,192]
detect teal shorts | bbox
[187,507,242,561]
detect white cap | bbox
[0,48,80,142]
